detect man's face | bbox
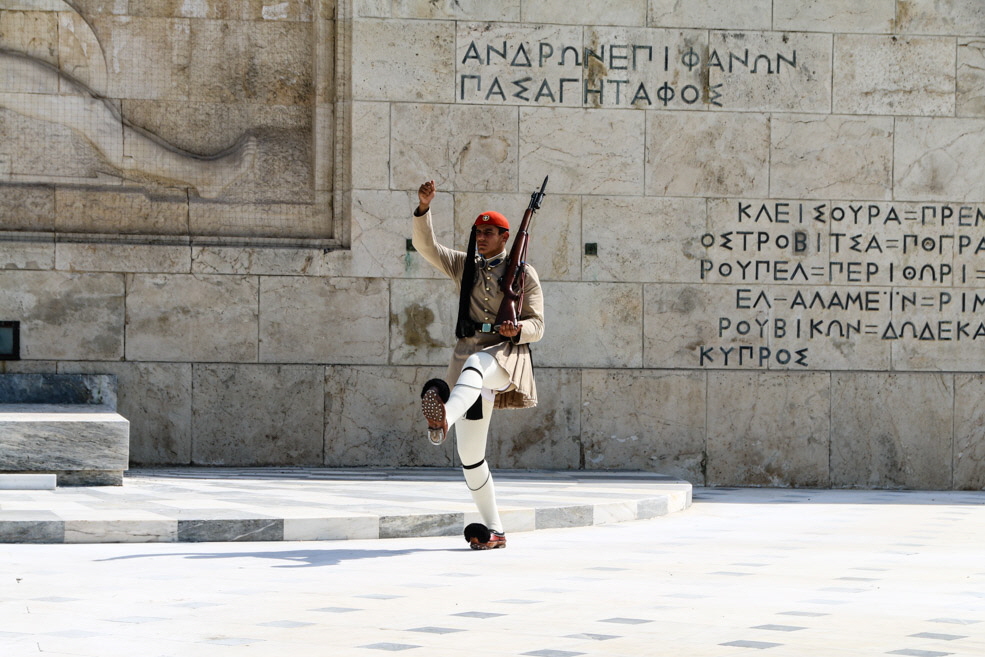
[475,225,509,258]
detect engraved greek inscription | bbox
[699,259,812,282]
[695,198,985,368]
[789,290,882,311]
[699,345,808,367]
[512,44,533,67]
[458,32,804,108]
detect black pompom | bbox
[420,378,450,403]
[464,522,491,544]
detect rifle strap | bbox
[455,226,478,339]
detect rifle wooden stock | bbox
[494,176,548,331]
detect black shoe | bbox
[464,522,506,550]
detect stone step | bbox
[0,468,692,544]
[0,403,129,486]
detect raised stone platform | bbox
[0,467,692,544]
[0,374,129,485]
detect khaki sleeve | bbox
[411,209,463,280]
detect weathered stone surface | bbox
[191,244,349,277]
[126,0,314,20]
[648,0,771,29]
[59,361,193,465]
[125,274,258,362]
[0,185,54,231]
[394,0,520,21]
[894,0,985,35]
[324,365,455,467]
[0,10,59,69]
[0,373,116,406]
[56,240,191,274]
[191,363,324,465]
[354,0,390,18]
[0,105,107,183]
[895,118,985,202]
[55,188,189,235]
[391,103,518,193]
[121,100,267,159]
[352,19,455,103]
[350,190,446,278]
[57,10,110,93]
[389,278,457,367]
[581,369,705,482]
[521,108,643,196]
[771,115,894,200]
[525,0,644,26]
[0,233,55,270]
[707,372,830,487]
[954,374,985,489]
[61,1,127,17]
[774,0,895,33]
[538,282,643,368]
[708,31,832,113]
[0,271,124,360]
[89,17,191,101]
[644,284,766,370]
[583,196,706,283]
[958,39,985,117]
[646,111,770,198]
[351,101,391,190]
[485,368,581,470]
[833,35,955,116]
[188,201,323,239]
[831,372,953,489]
[259,275,389,364]
[185,19,312,105]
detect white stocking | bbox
[456,396,503,533]
[443,351,510,428]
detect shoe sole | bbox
[421,388,447,445]
[469,537,506,550]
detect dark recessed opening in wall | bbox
[0,321,20,360]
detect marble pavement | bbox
[2,485,983,656]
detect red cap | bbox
[474,211,509,230]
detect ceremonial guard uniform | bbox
[412,180,545,549]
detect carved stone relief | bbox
[0,1,335,244]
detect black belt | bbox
[473,321,498,334]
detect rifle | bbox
[494,175,548,331]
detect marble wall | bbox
[3,0,985,489]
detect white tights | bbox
[446,351,510,534]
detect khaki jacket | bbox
[412,209,544,409]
